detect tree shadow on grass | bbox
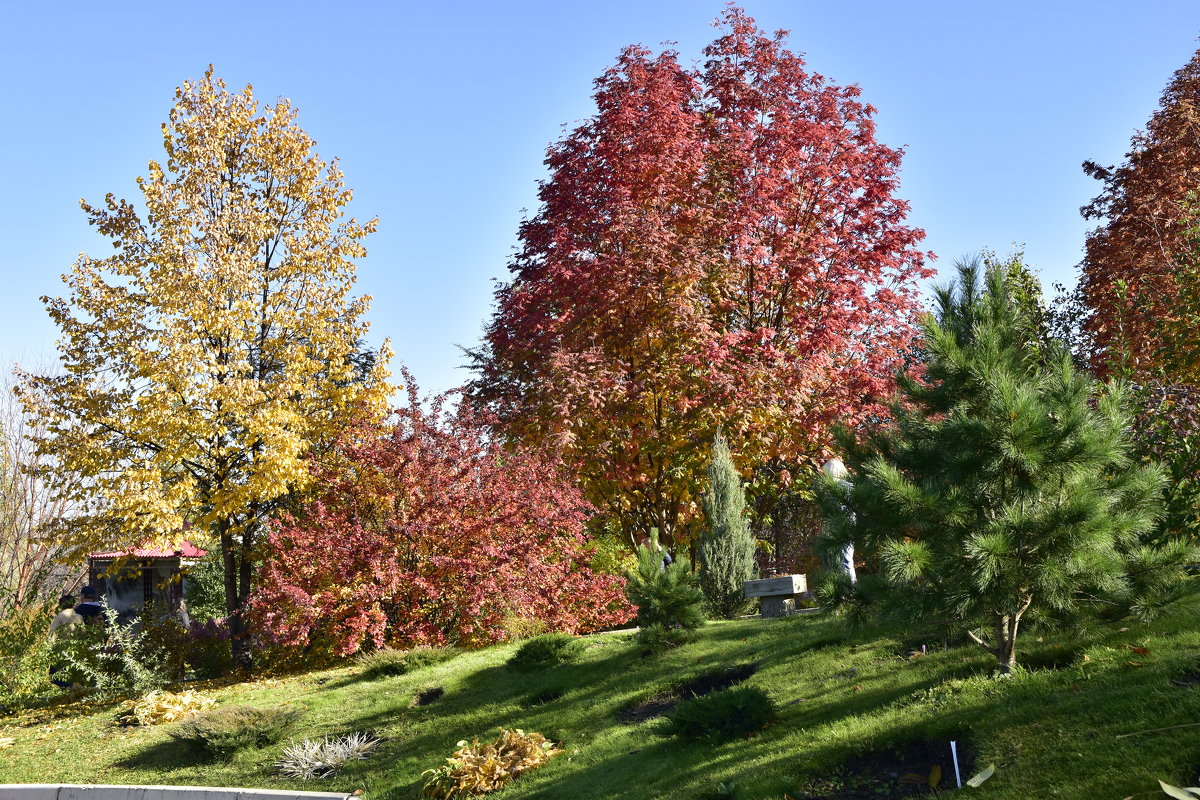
[115,737,212,771]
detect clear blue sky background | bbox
[2,1,1199,396]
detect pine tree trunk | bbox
[994,610,1024,675]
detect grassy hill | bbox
[2,595,1199,800]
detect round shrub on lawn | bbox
[663,686,777,742]
[358,645,457,680]
[169,705,303,757]
[508,633,585,671]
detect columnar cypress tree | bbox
[818,260,1193,674]
[698,433,757,618]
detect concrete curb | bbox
[0,787,352,800]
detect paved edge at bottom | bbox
[0,786,352,800]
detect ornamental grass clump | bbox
[663,686,778,742]
[420,729,561,798]
[170,705,303,756]
[276,732,380,779]
[507,633,584,671]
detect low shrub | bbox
[663,686,778,742]
[636,623,695,654]
[420,728,560,798]
[54,605,177,699]
[171,705,303,756]
[276,732,380,779]
[358,645,457,680]
[186,619,233,678]
[137,612,191,681]
[507,634,584,671]
[0,602,55,705]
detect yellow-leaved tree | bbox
[17,67,391,666]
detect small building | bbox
[87,541,207,624]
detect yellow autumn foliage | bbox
[420,729,561,798]
[119,690,216,727]
[16,67,392,660]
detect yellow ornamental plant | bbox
[420,729,561,798]
[17,67,392,668]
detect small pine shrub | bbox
[507,634,584,671]
[663,686,778,742]
[625,548,706,630]
[636,623,696,654]
[171,705,303,756]
[420,729,560,798]
[358,646,456,680]
[276,732,380,779]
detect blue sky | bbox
[2,1,1199,396]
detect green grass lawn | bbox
[2,595,1199,800]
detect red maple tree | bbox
[1079,47,1200,377]
[252,377,632,656]
[470,7,932,550]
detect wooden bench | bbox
[743,574,807,617]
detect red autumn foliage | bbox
[469,7,932,549]
[251,378,633,656]
[1079,46,1200,377]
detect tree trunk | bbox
[221,518,255,671]
[220,521,246,668]
[234,524,254,670]
[994,611,1023,675]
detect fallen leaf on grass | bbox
[1130,646,1150,655]
[966,764,995,787]
[1128,661,1146,667]
[899,773,926,784]
[1159,781,1200,800]
[929,764,942,788]
[0,737,14,749]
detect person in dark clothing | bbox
[74,585,104,623]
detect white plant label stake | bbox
[950,740,962,788]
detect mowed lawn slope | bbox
[2,594,1199,800]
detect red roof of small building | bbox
[89,541,207,560]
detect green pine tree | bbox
[817,259,1194,674]
[698,433,757,618]
[623,543,706,632]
